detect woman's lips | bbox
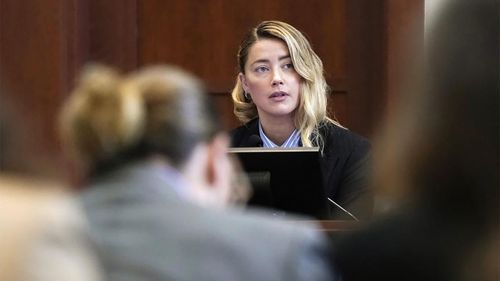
[269,91,288,101]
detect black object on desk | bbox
[229,147,328,219]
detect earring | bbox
[244,92,251,101]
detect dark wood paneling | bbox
[138,0,347,93]
[211,93,240,130]
[385,0,424,115]
[345,1,385,136]
[0,0,140,177]
[138,0,353,131]
[86,0,138,71]
[0,0,80,176]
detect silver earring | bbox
[244,92,251,100]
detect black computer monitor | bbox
[229,147,329,219]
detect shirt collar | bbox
[149,162,190,199]
[258,122,301,148]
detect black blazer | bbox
[231,118,373,220]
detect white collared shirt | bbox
[258,122,301,148]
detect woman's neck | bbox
[259,115,296,146]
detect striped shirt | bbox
[258,122,301,148]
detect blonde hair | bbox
[60,64,221,173]
[231,20,340,148]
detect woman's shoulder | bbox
[230,118,260,147]
[319,120,371,152]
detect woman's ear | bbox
[238,73,249,93]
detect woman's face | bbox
[239,38,301,121]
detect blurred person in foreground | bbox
[0,100,102,280]
[59,64,335,281]
[331,0,499,280]
[0,184,102,281]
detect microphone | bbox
[246,134,263,147]
[327,197,359,221]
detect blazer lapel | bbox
[319,148,339,197]
[240,119,261,147]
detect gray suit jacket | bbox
[80,162,335,281]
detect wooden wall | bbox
[0,0,423,178]
[0,0,82,176]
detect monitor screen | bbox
[229,147,328,219]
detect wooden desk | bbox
[316,220,358,232]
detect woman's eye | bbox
[255,66,269,73]
[283,63,294,70]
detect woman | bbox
[231,20,372,219]
[59,64,334,281]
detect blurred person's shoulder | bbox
[0,177,102,281]
[223,205,325,239]
[23,192,103,281]
[191,205,334,281]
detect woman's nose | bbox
[271,70,284,86]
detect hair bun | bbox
[78,64,122,102]
[60,64,144,167]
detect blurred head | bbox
[231,20,331,147]
[374,0,498,226]
[60,64,243,207]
